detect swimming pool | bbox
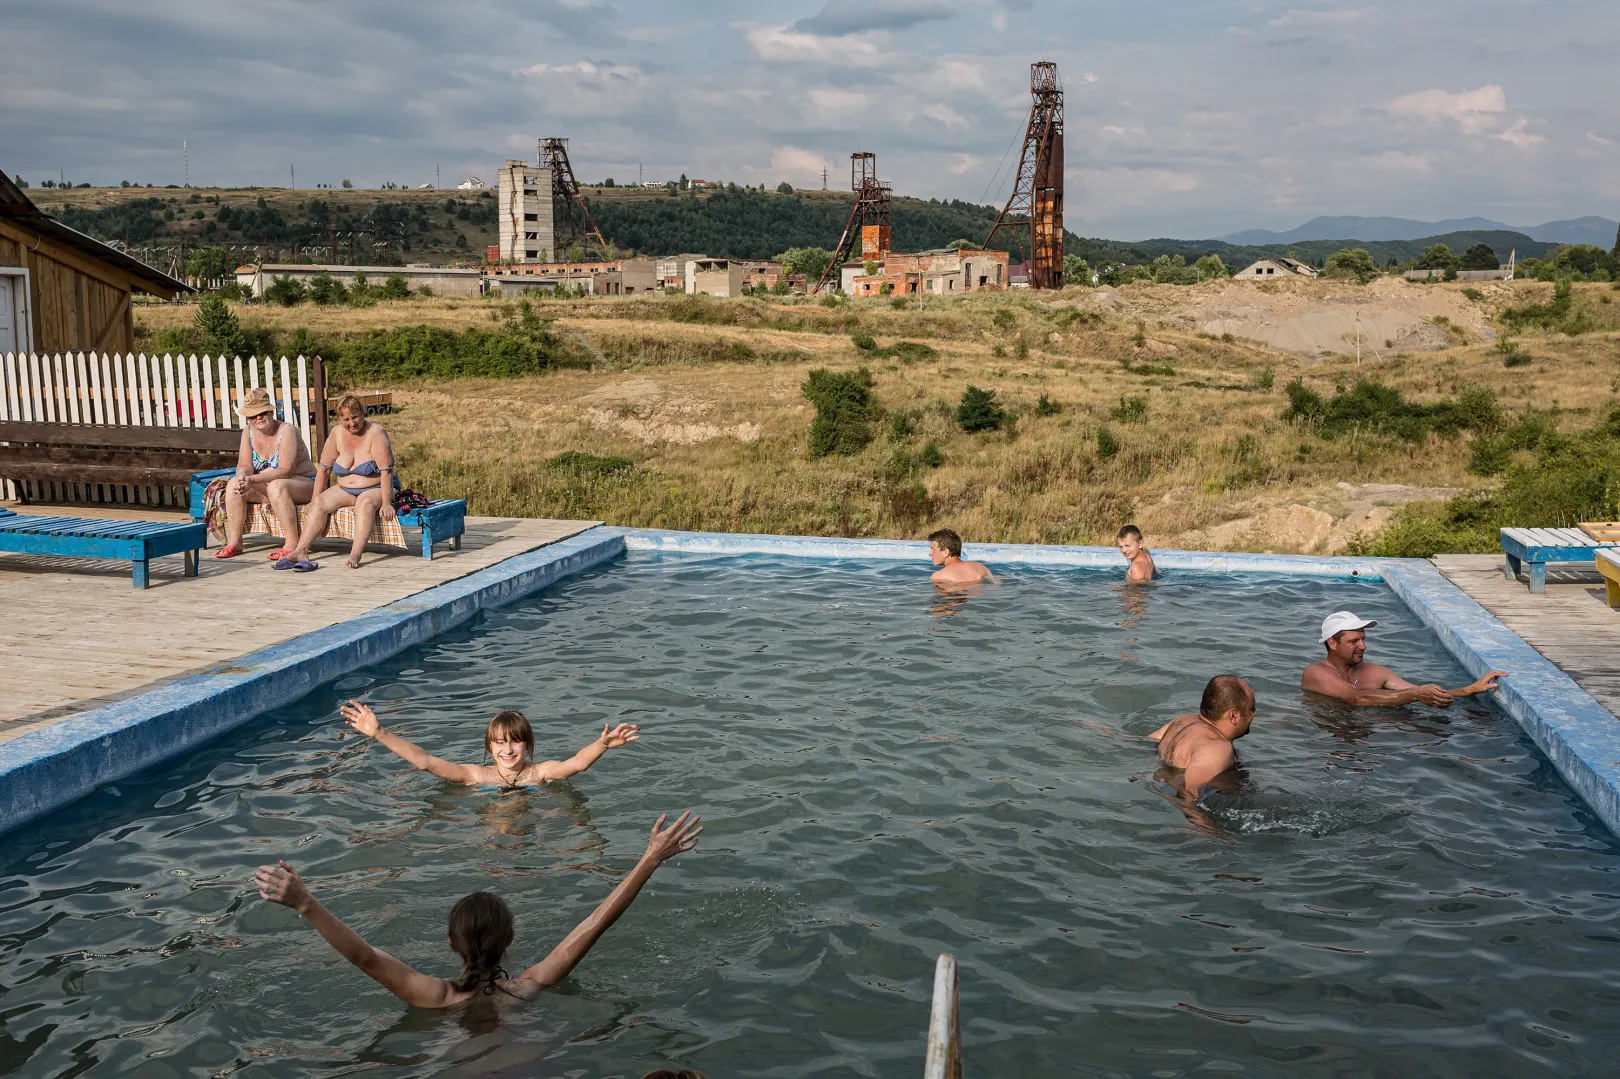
[2,552,1618,1077]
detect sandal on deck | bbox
[291,559,319,573]
[214,543,243,559]
[267,547,292,561]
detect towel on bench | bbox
[201,476,408,547]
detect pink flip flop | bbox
[267,547,292,561]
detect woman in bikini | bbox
[278,394,398,571]
[340,701,641,788]
[253,810,701,1007]
[215,388,317,560]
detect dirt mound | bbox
[1083,278,1494,360]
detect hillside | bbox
[1224,214,1617,247]
[21,185,1567,272]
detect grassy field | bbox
[135,278,1620,553]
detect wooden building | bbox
[0,169,190,356]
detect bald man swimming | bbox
[1150,674,1256,797]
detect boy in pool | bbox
[927,528,994,584]
[1117,524,1156,582]
[253,811,701,1007]
[341,701,639,789]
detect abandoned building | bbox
[0,167,190,354]
[239,263,486,298]
[843,223,1011,297]
[1236,257,1318,280]
[497,158,556,263]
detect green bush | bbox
[1354,406,1620,556]
[957,385,1009,433]
[802,367,878,457]
[380,274,411,300]
[1111,395,1148,423]
[667,296,738,324]
[306,272,348,306]
[852,331,877,352]
[1501,279,1576,332]
[192,294,254,358]
[886,341,936,363]
[917,441,944,468]
[1096,428,1119,459]
[548,451,634,475]
[1282,379,1498,442]
[265,274,306,306]
[1035,393,1060,416]
[323,323,580,385]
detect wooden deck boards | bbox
[0,504,600,739]
[1433,554,1620,719]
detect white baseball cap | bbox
[1321,611,1378,643]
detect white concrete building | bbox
[497,159,555,264]
[239,264,486,298]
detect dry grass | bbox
[134,281,1620,551]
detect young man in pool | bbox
[340,701,639,788]
[253,811,701,1007]
[1117,524,1156,582]
[927,528,993,585]
[1301,611,1507,708]
[1149,675,1256,797]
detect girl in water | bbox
[340,701,639,788]
[253,811,702,1006]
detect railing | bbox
[0,350,323,505]
[924,953,962,1079]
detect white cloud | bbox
[521,60,642,83]
[793,0,956,37]
[1495,118,1544,148]
[808,87,870,111]
[771,147,829,176]
[1267,8,1377,29]
[1100,124,1145,137]
[1363,150,1432,172]
[920,103,970,128]
[1588,132,1615,147]
[989,10,1006,31]
[744,24,890,66]
[1082,72,1098,83]
[1387,84,1507,134]
[947,153,981,175]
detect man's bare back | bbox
[926,528,993,585]
[1149,675,1256,797]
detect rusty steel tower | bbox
[985,61,1064,288]
[539,137,608,256]
[815,152,893,293]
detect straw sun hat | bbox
[237,388,275,419]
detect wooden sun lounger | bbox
[1597,549,1620,609]
[1499,526,1620,593]
[0,514,205,588]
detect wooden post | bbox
[924,953,961,1079]
[312,355,329,456]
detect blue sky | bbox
[1,0,1614,239]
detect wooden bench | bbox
[1499,527,1620,593]
[1598,549,1620,609]
[188,469,467,560]
[0,513,205,588]
[0,420,238,499]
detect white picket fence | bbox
[1,351,318,505]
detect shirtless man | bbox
[1150,674,1256,796]
[927,528,993,585]
[1117,524,1156,582]
[1301,611,1506,707]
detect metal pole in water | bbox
[923,953,962,1079]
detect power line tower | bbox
[985,61,1064,288]
[538,137,608,256]
[814,152,892,293]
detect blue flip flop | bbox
[291,560,319,573]
[272,557,296,570]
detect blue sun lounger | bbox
[1499,526,1620,593]
[0,513,205,589]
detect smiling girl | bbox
[341,701,639,789]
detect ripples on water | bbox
[2,553,1618,1078]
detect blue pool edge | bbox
[615,527,1620,838]
[0,528,626,840]
[3,525,1617,845]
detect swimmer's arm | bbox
[254,861,457,1008]
[340,701,482,784]
[1450,670,1509,697]
[1300,667,1438,707]
[1147,722,1170,742]
[527,722,639,782]
[511,812,702,992]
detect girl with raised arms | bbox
[341,701,639,789]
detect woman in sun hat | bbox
[213,388,318,560]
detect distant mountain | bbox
[1067,230,1557,272]
[1220,214,1617,248]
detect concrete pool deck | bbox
[0,504,598,739]
[2,523,1619,844]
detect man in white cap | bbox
[1302,611,1506,707]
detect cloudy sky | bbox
[2,0,1615,239]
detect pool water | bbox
[3,553,1619,1078]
